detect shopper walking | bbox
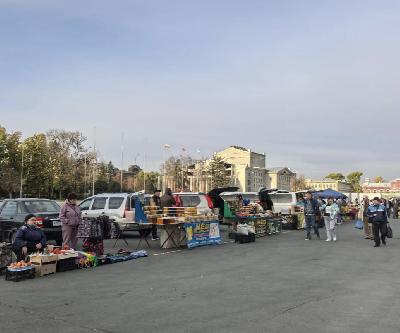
[367,197,388,248]
[149,189,162,240]
[361,196,373,240]
[59,193,81,249]
[320,198,340,242]
[393,199,399,219]
[304,191,320,240]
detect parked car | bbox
[79,193,152,236]
[173,192,214,214]
[269,191,301,215]
[0,198,62,245]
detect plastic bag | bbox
[354,220,363,230]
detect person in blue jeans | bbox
[367,197,388,247]
[303,191,320,240]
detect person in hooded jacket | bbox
[320,197,340,242]
[367,197,388,248]
[59,193,81,249]
[12,214,47,261]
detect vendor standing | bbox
[160,188,176,216]
[59,193,81,249]
[12,214,47,261]
[149,189,162,240]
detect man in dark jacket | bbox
[368,197,388,247]
[304,191,320,240]
[149,190,161,240]
[12,214,47,261]
[160,188,176,209]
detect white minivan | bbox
[79,193,151,235]
[269,191,305,215]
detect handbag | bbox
[387,224,393,238]
[354,220,363,230]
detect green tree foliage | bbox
[208,155,231,189]
[0,127,22,197]
[135,171,160,193]
[325,173,345,181]
[347,171,363,192]
[23,134,51,197]
[373,176,384,183]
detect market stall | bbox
[142,205,222,249]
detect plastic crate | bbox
[5,266,36,282]
[235,233,256,244]
[56,258,76,272]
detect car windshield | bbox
[24,200,60,213]
[270,194,293,204]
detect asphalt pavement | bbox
[1,220,400,333]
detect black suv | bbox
[0,199,62,245]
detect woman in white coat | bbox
[320,197,340,242]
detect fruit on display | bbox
[8,261,31,269]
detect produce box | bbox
[29,254,57,277]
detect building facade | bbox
[267,167,297,192]
[186,146,296,192]
[362,178,400,193]
[305,179,353,192]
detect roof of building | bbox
[268,167,294,173]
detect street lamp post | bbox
[163,144,171,193]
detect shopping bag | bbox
[387,224,393,238]
[237,224,249,235]
[354,220,363,230]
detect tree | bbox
[373,176,384,183]
[23,134,51,197]
[135,171,161,193]
[0,127,22,197]
[208,155,231,189]
[325,173,345,181]
[295,175,310,191]
[347,171,363,193]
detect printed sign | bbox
[184,221,222,249]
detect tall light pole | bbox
[120,133,124,192]
[92,127,96,196]
[163,144,171,193]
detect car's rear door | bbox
[86,197,108,218]
[106,197,126,219]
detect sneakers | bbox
[374,244,380,247]
[325,239,331,242]
[305,237,310,241]
[152,237,160,241]
[333,237,337,242]
[382,240,386,246]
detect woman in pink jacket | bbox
[59,193,82,249]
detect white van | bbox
[270,191,304,215]
[79,193,151,235]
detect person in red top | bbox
[59,193,81,249]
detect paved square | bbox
[1,221,399,333]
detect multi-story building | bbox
[267,167,297,192]
[186,146,296,192]
[305,179,353,192]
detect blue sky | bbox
[1,0,399,180]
